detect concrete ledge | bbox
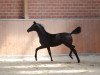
[0,18,100,21]
[0,19,100,55]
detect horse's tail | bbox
[71,26,81,35]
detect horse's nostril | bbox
[27,30,28,32]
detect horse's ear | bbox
[33,21,36,24]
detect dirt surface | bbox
[0,54,100,75]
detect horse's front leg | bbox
[35,46,45,61]
[47,47,53,61]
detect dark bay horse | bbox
[27,21,81,63]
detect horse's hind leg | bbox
[69,50,73,59]
[70,47,80,63]
[64,43,80,63]
[69,45,75,59]
[47,47,53,61]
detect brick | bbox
[28,0,100,18]
[0,0,23,19]
[0,0,100,19]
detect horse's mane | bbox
[36,23,47,34]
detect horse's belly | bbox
[49,41,62,47]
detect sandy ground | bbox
[0,54,100,75]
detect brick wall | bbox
[0,0,24,19]
[28,0,100,18]
[0,0,100,19]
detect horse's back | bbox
[48,32,73,47]
[59,33,73,44]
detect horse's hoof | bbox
[78,60,80,63]
[35,58,37,61]
[70,56,73,59]
[35,57,37,61]
[69,55,73,59]
[51,60,53,61]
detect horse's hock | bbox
[0,19,100,55]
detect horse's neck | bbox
[36,29,47,40]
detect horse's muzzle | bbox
[27,30,29,33]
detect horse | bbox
[27,21,81,63]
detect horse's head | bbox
[27,21,40,33]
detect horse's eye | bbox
[33,26,38,29]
